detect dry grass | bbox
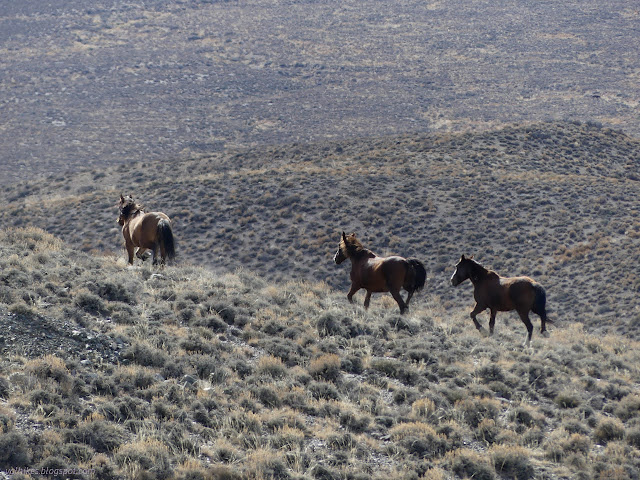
[1,226,640,478]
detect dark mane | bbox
[120,198,145,219]
[341,234,376,260]
[467,257,491,282]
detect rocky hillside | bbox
[1,122,639,340]
[0,227,639,479]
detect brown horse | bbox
[334,232,426,314]
[450,255,550,346]
[118,195,175,266]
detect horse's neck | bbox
[349,250,376,265]
[470,264,492,284]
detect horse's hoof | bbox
[541,331,550,338]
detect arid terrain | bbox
[0,227,639,479]
[2,121,639,340]
[1,0,640,479]
[1,0,638,184]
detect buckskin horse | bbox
[334,232,426,314]
[450,255,550,346]
[118,194,175,266]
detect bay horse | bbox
[334,232,426,314]
[118,194,175,266]
[450,255,550,346]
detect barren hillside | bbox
[1,0,638,184]
[1,122,639,340]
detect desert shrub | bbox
[74,290,108,314]
[122,342,168,368]
[258,338,305,366]
[391,422,449,459]
[116,440,173,480]
[456,397,499,429]
[554,391,582,409]
[61,442,94,464]
[341,355,363,375]
[594,417,625,445]
[477,364,505,383]
[309,381,339,401]
[37,456,72,478]
[70,420,127,453]
[339,411,371,433]
[254,386,282,408]
[476,418,499,445]
[411,398,436,420]
[450,449,496,480]
[308,354,341,382]
[316,310,368,338]
[0,431,30,468]
[626,428,640,449]
[113,366,157,391]
[406,348,437,365]
[100,395,151,422]
[0,377,10,399]
[491,445,535,479]
[370,358,420,385]
[256,355,288,379]
[87,279,138,304]
[613,394,640,421]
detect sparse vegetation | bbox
[0,227,639,479]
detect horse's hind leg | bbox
[390,288,408,314]
[539,311,550,337]
[518,311,534,347]
[489,309,497,336]
[405,289,414,306]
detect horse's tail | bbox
[406,258,427,291]
[532,283,551,322]
[157,219,176,262]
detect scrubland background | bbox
[1,1,639,479]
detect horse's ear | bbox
[461,254,466,261]
[469,255,475,260]
[120,194,124,201]
[342,231,347,241]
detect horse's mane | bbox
[466,258,494,281]
[341,234,376,260]
[120,198,145,219]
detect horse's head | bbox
[119,194,142,220]
[450,255,474,286]
[333,231,350,264]
[119,194,135,210]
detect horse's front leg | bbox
[347,285,360,304]
[363,291,372,309]
[470,303,486,333]
[126,243,136,265]
[489,309,497,336]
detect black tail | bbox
[532,284,551,322]
[158,220,176,262]
[407,258,427,291]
